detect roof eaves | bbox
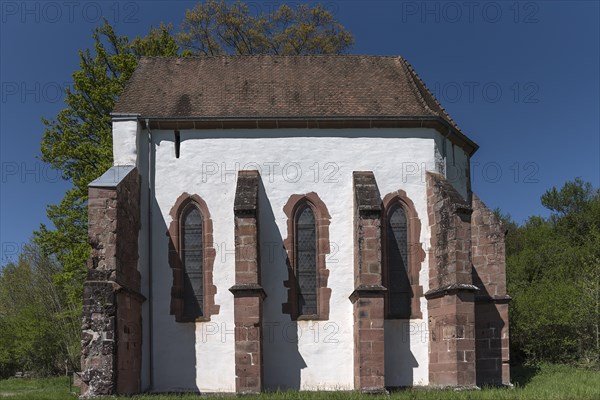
[130,115,456,121]
[110,113,141,120]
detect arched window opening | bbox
[181,204,204,319]
[168,193,218,322]
[295,203,318,317]
[386,203,411,319]
[282,192,331,321]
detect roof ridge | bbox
[139,54,404,60]
[400,57,461,132]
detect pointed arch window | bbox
[383,191,424,320]
[181,204,204,319]
[386,203,411,318]
[295,203,318,316]
[168,193,219,322]
[282,193,332,321]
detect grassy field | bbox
[0,364,598,400]
[0,376,73,399]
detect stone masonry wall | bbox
[81,166,144,397]
[229,171,266,394]
[350,172,386,393]
[425,172,477,388]
[471,194,510,386]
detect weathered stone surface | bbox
[234,170,260,216]
[426,172,477,388]
[471,194,511,386]
[353,171,382,215]
[231,171,264,394]
[351,172,386,392]
[81,166,143,398]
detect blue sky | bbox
[1,0,599,263]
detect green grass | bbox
[1,364,598,400]
[0,375,76,399]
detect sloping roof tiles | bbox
[113,55,476,152]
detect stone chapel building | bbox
[80,55,510,396]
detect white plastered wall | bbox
[120,126,473,392]
[113,119,139,166]
[150,128,438,391]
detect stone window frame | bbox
[168,193,219,322]
[282,193,332,321]
[382,191,424,319]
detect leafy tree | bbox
[541,177,597,217]
[178,1,353,55]
[131,22,179,57]
[506,178,600,367]
[36,21,178,306]
[0,244,78,377]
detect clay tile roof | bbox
[113,55,475,150]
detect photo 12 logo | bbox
[1,242,28,263]
[1,81,72,104]
[1,162,62,184]
[201,161,341,184]
[470,161,540,184]
[213,241,341,265]
[431,81,540,104]
[1,1,140,24]
[199,321,341,344]
[400,1,541,24]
